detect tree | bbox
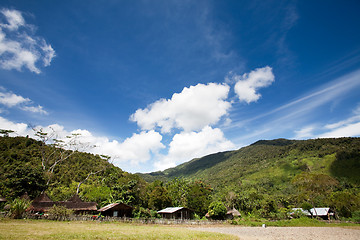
[0,129,14,137]
[32,127,95,187]
[208,201,227,220]
[148,182,172,211]
[166,178,189,207]
[292,173,339,216]
[186,181,212,217]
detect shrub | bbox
[48,205,73,219]
[208,201,227,220]
[9,198,31,219]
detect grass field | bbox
[0,219,237,240]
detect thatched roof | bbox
[30,194,97,212]
[33,192,52,203]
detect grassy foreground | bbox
[0,219,237,240]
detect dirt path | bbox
[189,226,360,240]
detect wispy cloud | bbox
[0,87,48,114]
[0,8,55,73]
[228,68,360,143]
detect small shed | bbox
[226,208,241,219]
[291,207,334,219]
[98,203,133,217]
[158,207,194,219]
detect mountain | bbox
[139,138,360,191]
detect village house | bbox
[158,207,194,219]
[98,202,133,217]
[29,192,97,214]
[291,207,334,220]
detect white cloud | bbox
[154,126,235,171]
[0,87,48,114]
[294,126,316,139]
[130,83,231,133]
[230,66,275,103]
[0,90,30,107]
[0,8,55,73]
[0,9,25,30]
[319,122,360,138]
[0,116,31,136]
[0,117,164,172]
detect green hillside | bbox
[0,136,147,208]
[139,138,360,218]
[141,138,360,188]
[1,136,360,219]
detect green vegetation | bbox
[1,135,360,221]
[141,138,360,220]
[0,219,237,240]
[8,198,32,219]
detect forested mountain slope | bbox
[0,136,146,208]
[140,138,360,190]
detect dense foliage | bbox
[141,138,360,219]
[1,136,360,220]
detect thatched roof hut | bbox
[29,193,97,214]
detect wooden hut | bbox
[158,207,194,219]
[29,193,97,214]
[98,203,133,217]
[29,192,55,212]
[58,194,97,214]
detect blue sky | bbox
[0,0,360,173]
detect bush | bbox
[48,205,73,219]
[351,210,360,223]
[133,207,159,219]
[9,198,31,219]
[208,201,227,220]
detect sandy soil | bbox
[190,226,360,240]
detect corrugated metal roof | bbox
[158,207,184,214]
[98,203,120,212]
[98,202,132,212]
[292,208,332,216]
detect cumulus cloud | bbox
[0,116,31,136]
[0,87,48,114]
[0,88,30,107]
[229,66,275,103]
[0,8,55,73]
[154,126,235,171]
[130,83,231,133]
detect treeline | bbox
[1,136,360,220]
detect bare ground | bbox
[189,226,360,240]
